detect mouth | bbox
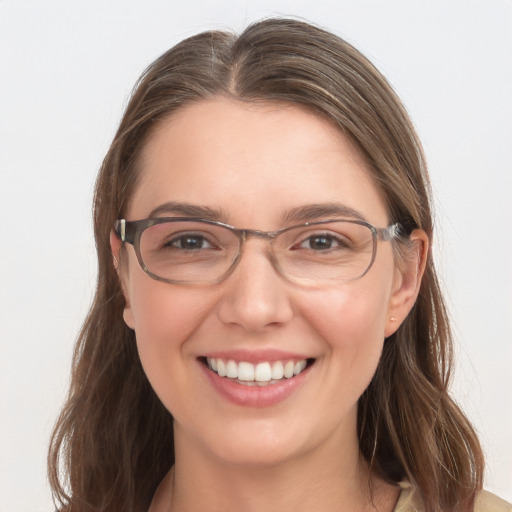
[200,357,315,386]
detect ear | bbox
[384,229,429,337]
[109,229,135,330]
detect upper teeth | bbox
[206,358,308,382]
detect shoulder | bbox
[394,483,512,512]
[475,490,512,512]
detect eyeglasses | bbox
[114,217,401,286]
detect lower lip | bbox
[200,361,311,408]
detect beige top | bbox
[394,482,512,511]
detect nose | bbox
[215,239,294,333]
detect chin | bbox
[193,417,322,469]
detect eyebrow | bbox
[149,201,227,221]
[282,203,367,224]
[148,201,367,225]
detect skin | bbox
[111,98,427,512]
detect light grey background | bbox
[1,1,511,510]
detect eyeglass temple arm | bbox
[378,223,401,241]
[114,219,127,242]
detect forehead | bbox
[128,98,388,226]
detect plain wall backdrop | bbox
[1,1,511,510]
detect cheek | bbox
[130,285,206,347]
[304,277,392,346]
[123,248,215,342]
[301,275,393,397]
[124,270,215,402]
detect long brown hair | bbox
[48,18,484,512]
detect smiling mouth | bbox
[201,357,314,386]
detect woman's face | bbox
[115,98,421,467]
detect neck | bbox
[149,426,399,512]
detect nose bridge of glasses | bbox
[238,229,280,261]
[241,228,278,242]
[235,228,281,274]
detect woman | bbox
[48,18,511,512]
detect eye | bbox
[297,233,350,251]
[166,233,216,250]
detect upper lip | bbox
[200,349,312,364]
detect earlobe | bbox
[123,306,135,330]
[385,229,429,337]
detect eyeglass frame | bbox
[114,217,402,285]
